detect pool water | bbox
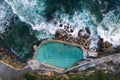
[35,41,83,68]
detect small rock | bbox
[104,41,111,48]
[78,29,84,37]
[33,45,37,51]
[85,27,91,35]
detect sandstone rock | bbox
[33,45,37,51]
[104,41,111,48]
[98,39,112,52]
[83,43,89,49]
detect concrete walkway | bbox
[63,53,120,73]
[0,60,61,80]
[0,53,120,80]
[0,61,31,80]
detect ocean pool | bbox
[35,41,83,68]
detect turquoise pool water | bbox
[35,41,83,68]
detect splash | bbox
[3,0,100,50]
[1,0,120,59]
[0,0,16,34]
[97,10,120,47]
[4,0,96,33]
[3,0,120,50]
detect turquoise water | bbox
[35,41,83,68]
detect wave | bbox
[97,10,120,47]
[0,0,16,34]
[2,0,120,49]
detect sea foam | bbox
[3,0,120,49]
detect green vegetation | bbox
[24,73,37,80]
[22,70,120,80]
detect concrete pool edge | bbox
[33,38,86,59]
[32,38,87,70]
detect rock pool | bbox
[35,41,83,68]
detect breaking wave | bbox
[1,0,120,50]
[98,10,120,47]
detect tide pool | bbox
[35,41,83,68]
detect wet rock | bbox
[114,46,120,53]
[84,33,90,39]
[70,29,73,33]
[83,43,89,49]
[78,29,84,37]
[55,29,68,40]
[85,27,91,35]
[97,38,104,51]
[59,23,63,27]
[104,41,111,48]
[97,37,112,52]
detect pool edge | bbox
[33,38,86,60]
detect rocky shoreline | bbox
[54,27,117,57]
[0,26,118,69]
[0,25,120,80]
[0,38,26,69]
[0,27,120,79]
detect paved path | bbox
[0,60,61,80]
[0,61,31,80]
[63,53,120,73]
[0,53,120,80]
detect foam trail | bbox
[4,0,45,26]
[0,0,15,34]
[4,0,99,50]
[56,11,99,50]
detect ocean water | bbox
[0,0,120,58]
[35,41,83,68]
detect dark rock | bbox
[78,29,84,37]
[85,27,91,35]
[70,29,73,33]
[114,46,120,53]
[84,33,90,39]
[104,41,111,48]
[97,38,104,50]
[59,23,63,27]
[97,37,112,52]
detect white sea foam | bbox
[4,0,99,50]
[0,0,15,34]
[4,0,120,49]
[97,10,120,47]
